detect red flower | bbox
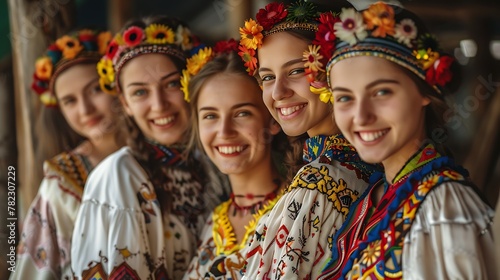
[105,39,119,59]
[79,33,96,43]
[213,38,239,54]
[256,2,287,30]
[426,56,454,87]
[314,12,338,44]
[48,44,59,51]
[123,26,144,47]
[31,74,48,95]
[313,12,339,63]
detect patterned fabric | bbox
[71,145,207,280]
[320,144,496,279]
[242,134,379,279]
[11,152,91,280]
[184,193,282,280]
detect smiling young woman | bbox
[318,2,495,279]
[11,29,124,280]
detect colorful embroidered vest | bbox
[45,151,91,199]
[320,144,469,279]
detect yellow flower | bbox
[40,91,58,107]
[310,85,333,104]
[114,33,125,45]
[413,48,439,70]
[96,58,115,83]
[35,56,53,80]
[180,69,191,102]
[97,31,112,55]
[99,77,116,95]
[145,24,175,44]
[55,35,83,59]
[186,47,213,76]
[303,45,324,73]
[239,19,263,49]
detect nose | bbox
[353,99,375,126]
[80,94,96,116]
[219,116,237,139]
[151,86,169,112]
[271,77,293,101]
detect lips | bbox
[357,129,389,142]
[84,116,103,127]
[278,104,306,116]
[217,145,246,155]
[152,115,175,126]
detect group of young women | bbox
[11,1,495,279]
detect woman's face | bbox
[329,56,430,170]
[257,32,334,137]
[55,63,118,141]
[119,53,189,146]
[197,73,280,175]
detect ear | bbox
[421,96,431,107]
[268,118,281,136]
[119,94,133,116]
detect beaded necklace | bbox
[229,179,281,216]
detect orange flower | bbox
[55,35,84,59]
[239,19,263,50]
[362,2,395,38]
[35,57,53,80]
[238,45,257,76]
[97,31,112,55]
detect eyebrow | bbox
[258,58,304,74]
[199,102,258,111]
[331,79,401,92]
[126,71,179,88]
[58,77,99,99]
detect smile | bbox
[358,129,389,142]
[279,104,306,116]
[217,145,246,155]
[152,116,175,126]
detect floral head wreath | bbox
[238,0,321,76]
[304,2,455,103]
[97,20,198,95]
[32,29,111,107]
[181,39,239,102]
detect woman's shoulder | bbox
[414,181,493,229]
[40,151,91,198]
[81,147,150,207]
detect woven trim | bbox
[262,21,318,37]
[326,38,442,95]
[114,45,186,92]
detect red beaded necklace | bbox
[229,180,280,216]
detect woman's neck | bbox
[76,134,120,167]
[228,161,280,206]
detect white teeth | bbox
[359,130,387,142]
[218,146,244,154]
[280,105,305,116]
[153,116,174,125]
